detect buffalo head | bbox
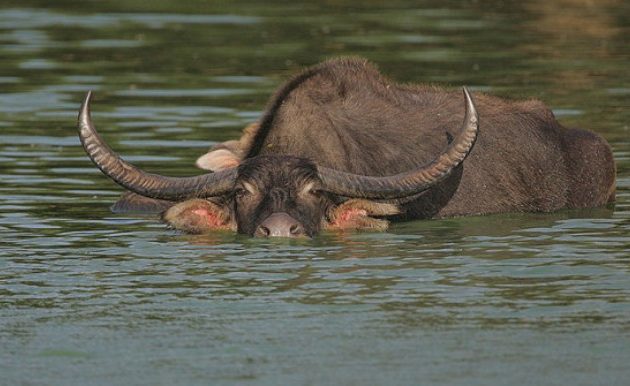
[78,88,478,238]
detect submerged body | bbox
[80,58,616,237]
[233,58,615,218]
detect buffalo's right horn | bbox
[318,87,479,199]
[78,91,236,201]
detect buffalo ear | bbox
[161,199,235,234]
[325,199,400,231]
[111,192,175,214]
[195,122,259,171]
[195,147,241,171]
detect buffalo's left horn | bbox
[78,91,236,200]
[318,87,479,199]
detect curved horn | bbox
[78,91,236,200]
[318,87,479,199]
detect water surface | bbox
[1,1,629,385]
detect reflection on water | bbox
[1,1,629,385]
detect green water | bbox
[1,1,629,385]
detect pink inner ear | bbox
[329,208,369,228]
[192,208,209,216]
[191,207,226,228]
[338,208,368,222]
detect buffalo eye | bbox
[234,181,256,199]
[309,188,322,197]
[301,182,323,198]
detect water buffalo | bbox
[78,58,616,237]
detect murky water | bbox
[1,1,629,385]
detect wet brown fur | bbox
[116,58,616,231]
[245,58,615,218]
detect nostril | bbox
[257,213,305,238]
[257,225,270,237]
[289,224,302,235]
